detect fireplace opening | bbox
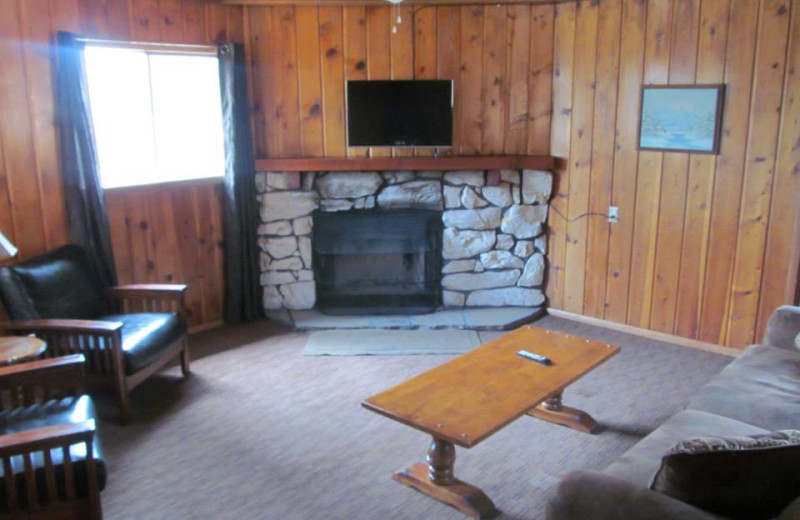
[312,209,443,315]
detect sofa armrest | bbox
[107,284,187,318]
[546,471,719,520]
[762,305,800,350]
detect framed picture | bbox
[638,84,725,154]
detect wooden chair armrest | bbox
[0,320,124,379]
[0,354,86,380]
[0,420,100,513]
[108,284,187,297]
[0,319,122,335]
[0,420,95,455]
[107,284,187,317]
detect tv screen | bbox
[346,80,453,147]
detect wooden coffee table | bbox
[362,326,619,519]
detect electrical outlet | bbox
[608,206,619,223]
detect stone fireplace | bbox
[256,168,551,316]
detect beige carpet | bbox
[96,315,732,520]
[303,329,482,356]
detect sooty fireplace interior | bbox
[312,209,443,315]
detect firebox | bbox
[312,209,443,315]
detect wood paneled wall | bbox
[244,4,554,158]
[245,0,800,348]
[0,0,243,329]
[106,180,225,329]
[545,0,800,348]
[1,0,798,344]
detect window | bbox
[84,45,225,189]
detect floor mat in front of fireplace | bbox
[302,329,482,356]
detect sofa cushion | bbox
[100,313,186,375]
[686,345,800,431]
[0,395,108,510]
[604,410,767,487]
[650,431,800,520]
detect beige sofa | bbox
[546,306,800,520]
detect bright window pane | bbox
[84,47,158,187]
[149,54,225,182]
[83,46,224,189]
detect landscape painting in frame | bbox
[638,85,725,154]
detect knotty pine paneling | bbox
[2,0,799,345]
[546,0,800,348]
[0,0,243,329]
[246,4,554,158]
[105,180,225,330]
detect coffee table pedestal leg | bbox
[527,393,599,434]
[393,437,498,519]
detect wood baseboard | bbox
[189,320,224,335]
[546,309,741,357]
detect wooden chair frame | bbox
[0,284,191,423]
[0,355,102,520]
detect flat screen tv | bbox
[346,80,453,147]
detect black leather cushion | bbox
[100,313,187,375]
[0,395,107,510]
[651,431,800,519]
[0,244,106,320]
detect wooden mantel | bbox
[254,155,554,172]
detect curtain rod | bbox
[75,37,218,55]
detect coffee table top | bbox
[362,326,619,448]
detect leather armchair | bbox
[0,354,106,519]
[0,244,190,422]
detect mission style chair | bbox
[0,354,106,519]
[0,244,191,422]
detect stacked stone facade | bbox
[255,169,552,312]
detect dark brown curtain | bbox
[54,31,117,287]
[219,43,263,323]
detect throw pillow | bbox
[650,430,800,520]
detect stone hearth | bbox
[255,168,552,317]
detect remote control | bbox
[516,350,553,366]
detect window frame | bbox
[80,38,225,191]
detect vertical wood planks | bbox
[648,0,700,333]
[344,6,368,158]
[271,6,301,157]
[757,0,800,340]
[727,0,791,346]
[674,0,730,339]
[319,7,346,156]
[527,5,553,155]
[480,5,507,155]
[437,6,460,156]
[0,1,48,257]
[546,1,576,310]
[561,0,598,314]
[390,5,413,157]
[604,0,646,324]
[504,5,531,155]
[458,6,485,155]
[296,7,324,158]
[413,6,437,157]
[248,7,274,158]
[627,0,672,328]
[698,0,760,344]
[582,0,621,319]
[366,6,391,158]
